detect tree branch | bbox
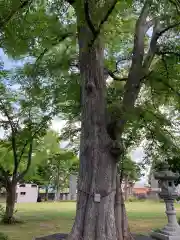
[143,18,180,74]
[35,32,74,65]
[0,99,19,177]
[157,21,180,38]
[17,140,33,181]
[17,118,49,164]
[89,0,118,47]
[0,165,10,183]
[0,0,31,30]
[107,1,152,139]
[143,19,160,71]
[159,57,180,97]
[105,68,127,81]
[156,50,180,58]
[84,0,97,36]
[66,0,75,5]
[133,0,151,66]
[168,0,180,14]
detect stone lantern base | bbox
[151,230,180,240]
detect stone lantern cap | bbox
[154,162,179,181]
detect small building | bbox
[132,182,150,199]
[133,186,150,195]
[16,183,38,203]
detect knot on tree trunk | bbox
[85,82,96,94]
[109,140,123,161]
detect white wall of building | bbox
[16,184,38,203]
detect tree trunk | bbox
[68,7,121,240]
[45,186,48,201]
[124,175,129,201]
[115,175,133,240]
[68,2,133,240]
[54,186,60,201]
[3,182,16,224]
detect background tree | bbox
[49,151,78,201]
[118,156,142,201]
[25,130,79,201]
[0,69,56,223]
[24,130,61,200]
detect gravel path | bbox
[35,233,153,240]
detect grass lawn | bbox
[1,201,180,240]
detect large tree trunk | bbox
[68,16,116,240]
[3,182,16,224]
[68,3,132,240]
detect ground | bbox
[1,201,180,240]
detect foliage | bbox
[49,150,78,193]
[0,0,179,161]
[128,197,146,202]
[0,204,5,219]
[118,155,142,182]
[0,233,8,240]
[25,130,79,194]
[0,67,57,185]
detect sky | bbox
[0,49,148,186]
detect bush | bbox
[0,233,8,240]
[0,205,21,224]
[128,196,139,202]
[153,228,161,233]
[176,196,180,202]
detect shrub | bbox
[176,196,180,202]
[128,196,139,202]
[0,232,8,240]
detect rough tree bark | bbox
[67,0,170,239]
[3,181,16,224]
[68,1,123,240]
[68,9,113,240]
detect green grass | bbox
[1,201,180,240]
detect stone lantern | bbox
[151,162,180,240]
